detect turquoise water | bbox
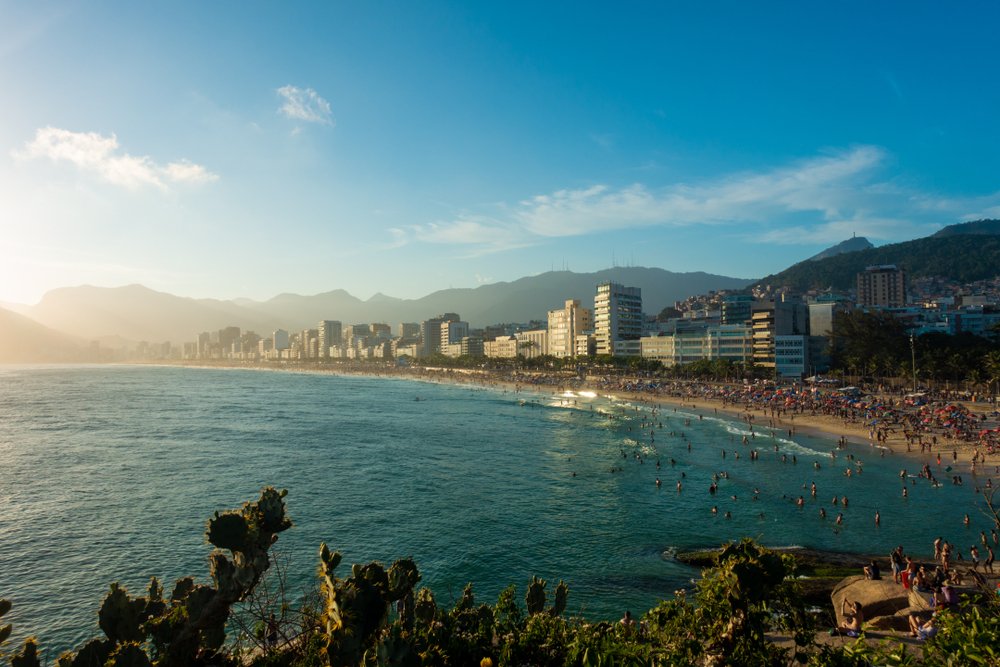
[0,365,991,656]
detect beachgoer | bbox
[837,599,864,636]
[863,560,881,580]
[890,546,905,584]
[908,613,938,640]
[620,610,637,631]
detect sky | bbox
[2,1,999,305]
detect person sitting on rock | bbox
[908,612,938,640]
[933,583,958,610]
[836,599,864,637]
[863,560,881,580]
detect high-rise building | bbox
[420,313,460,356]
[721,294,754,325]
[397,322,420,340]
[318,320,342,358]
[547,299,593,358]
[857,265,906,308]
[218,326,241,357]
[441,320,470,346]
[272,329,290,351]
[594,283,643,356]
[751,298,808,370]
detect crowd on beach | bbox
[840,534,999,641]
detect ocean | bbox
[0,364,989,656]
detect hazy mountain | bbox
[807,236,874,261]
[235,267,753,330]
[23,284,276,343]
[757,227,1000,292]
[14,268,752,344]
[0,306,87,363]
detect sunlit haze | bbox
[2,1,999,305]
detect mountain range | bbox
[1,267,753,357]
[4,219,999,363]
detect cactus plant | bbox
[525,575,547,615]
[550,580,569,617]
[53,486,291,667]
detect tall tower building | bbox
[547,299,593,358]
[420,313,460,357]
[856,265,906,308]
[594,283,642,356]
[318,320,342,358]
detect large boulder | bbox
[831,576,910,627]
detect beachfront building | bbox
[857,265,907,308]
[484,335,519,358]
[298,328,319,358]
[774,335,809,378]
[594,282,643,356]
[393,341,420,359]
[640,324,753,367]
[421,313,461,356]
[516,329,548,358]
[441,320,470,348]
[548,299,592,358]
[272,329,290,352]
[751,298,809,372]
[318,320,342,358]
[575,332,596,357]
[460,336,484,357]
[397,322,420,340]
[721,293,754,325]
[547,299,592,358]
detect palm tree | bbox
[984,349,1000,402]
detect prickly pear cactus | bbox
[525,575,547,615]
[55,486,292,667]
[318,543,424,664]
[413,588,437,626]
[550,580,569,617]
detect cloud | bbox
[14,127,218,190]
[277,85,333,125]
[397,146,1000,254]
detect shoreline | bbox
[157,359,1000,476]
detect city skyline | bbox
[2,2,999,306]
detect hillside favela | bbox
[2,4,1000,667]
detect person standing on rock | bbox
[890,546,905,584]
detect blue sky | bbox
[2,1,999,305]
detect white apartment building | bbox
[640,325,753,367]
[547,299,592,358]
[594,282,642,356]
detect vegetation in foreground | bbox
[1,488,998,666]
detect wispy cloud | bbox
[277,85,333,125]
[395,146,1000,254]
[14,127,218,190]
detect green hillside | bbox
[757,229,1000,292]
